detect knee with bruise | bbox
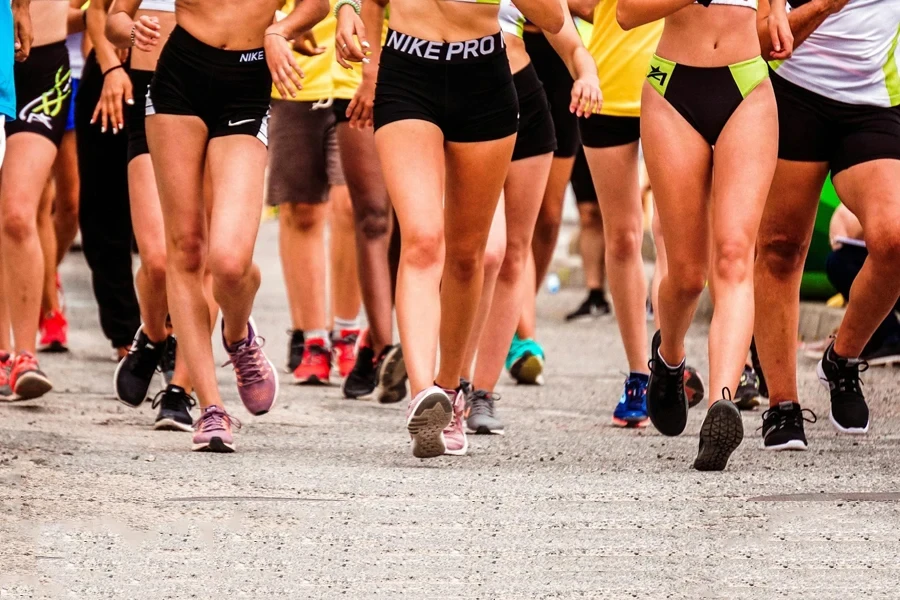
[605,225,642,263]
[758,234,808,280]
[0,208,36,244]
[169,232,206,274]
[281,203,323,233]
[667,260,707,299]
[357,205,390,241]
[402,228,445,271]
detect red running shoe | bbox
[293,337,332,384]
[0,352,13,399]
[332,328,360,378]
[10,351,53,401]
[39,309,69,353]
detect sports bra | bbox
[140,0,176,12]
[498,0,525,37]
[696,0,757,9]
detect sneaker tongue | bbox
[167,384,186,396]
[777,401,795,411]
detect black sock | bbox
[588,288,605,303]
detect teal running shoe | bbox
[506,334,545,385]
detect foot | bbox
[223,319,279,416]
[406,386,453,459]
[342,343,377,400]
[292,337,331,385]
[761,401,816,451]
[506,334,545,386]
[611,374,649,428]
[0,352,13,400]
[443,389,468,455]
[375,344,408,404]
[465,388,504,435]
[286,329,305,373]
[647,330,688,436]
[114,327,165,408]
[734,365,762,411]
[192,405,240,452]
[9,352,53,401]
[684,365,705,408]
[693,398,743,471]
[817,340,869,434]
[565,290,610,322]
[151,384,196,432]
[160,335,177,385]
[38,310,68,353]
[332,328,360,379]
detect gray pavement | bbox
[2,220,900,599]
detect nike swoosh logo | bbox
[228,119,255,127]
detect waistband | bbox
[167,25,266,67]
[23,40,68,59]
[649,54,767,91]
[383,29,505,64]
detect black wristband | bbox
[103,64,124,77]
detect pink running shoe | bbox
[406,386,452,458]
[223,320,279,416]
[192,405,241,453]
[443,389,468,456]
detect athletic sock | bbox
[304,329,329,345]
[334,316,360,332]
[588,288,606,303]
[656,348,685,370]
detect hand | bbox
[265,27,304,99]
[347,72,375,129]
[91,67,133,134]
[335,5,369,69]
[293,30,326,56]
[767,7,794,60]
[12,1,33,62]
[133,15,162,52]
[570,76,602,118]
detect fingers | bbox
[770,24,782,53]
[287,59,305,93]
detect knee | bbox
[1,209,37,244]
[402,229,445,271]
[580,205,603,230]
[356,205,390,241]
[713,239,754,284]
[497,239,529,283]
[445,250,482,282]
[208,250,252,287]
[141,251,168,287]
[866,228,900,267]
[55,191,79,223]
[758,234,809,280]
[534,213,562,246]
[666,261,707,298]
[483,241,506,278]
[605,225,643,262]
[169,232,206,274]
[281,204,322,233]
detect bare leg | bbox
[279,202,329,332]
[650,204,665,330]
[53,130,80,263]
[38,179,60,314]
[329,184,361,323]
[578,201,606,291]
[0,234,8,350]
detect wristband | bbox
[130,24,136,47]
[103,64,124,77]
[334,0,361,18]
[265,32,289,41]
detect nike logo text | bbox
[240,51,265,62]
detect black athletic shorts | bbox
[374,29,518,143]
[524,29,579,158]
[147,25,271,146]
[579,113,641,149]
[5,41,72,147]
[332,98,351,124]
[127,68,153,162]
[571,148,597,203]
[512,63,556,161]
[771,70,900,175]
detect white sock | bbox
[333,316,360,331]
[304,329,329,345]
[657,348,685,370]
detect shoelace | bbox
[302,343,331,366]
[223,337,269,387]
[194,407,242,432]
[647,355,684,405]
[834,358,868,396]
[131,338,162,381]
[468,390,500,418]
[150,388,197,411]
[759,406,818,433]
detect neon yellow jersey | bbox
[271,0,336,102]
[587,1,662,117]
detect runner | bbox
[113,0,328,451]
[755,0,900,447]
[336,0,563,458]
[621,0,791,470]
[463,0,601,435]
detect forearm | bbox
[516,0,565,34]
[105,0,142,48]
[617,0,693,30]
[87,0,120,71]
[545,7,596,82]
[361,0,385,74]
[758,0,835,56]
[269,0,329,40]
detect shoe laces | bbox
[622,375,648,411]
[468,389,500,418]
[194,406,242,432]
[131,336,163,381]
[15,351,39,373]
[301,342,331,366]
[832,356,868,397]
[151,388,197,411]
[647,354,684,403]
[759,404,817,433]
[223,336,269,387]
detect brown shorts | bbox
[266,99,344,205]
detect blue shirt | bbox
[0,1,16,121]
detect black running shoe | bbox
[861,339,900,367]
[565,290,611,322]
[734,365,762,411]
[342,345,377,400]
[749,338,768,399]
[465,388,504,435]
[151,384,196,432]
[375,344,408,404]
[817,340,869,434]
[761,401,816,451]
[160,334,177,385]
[114,328,165,408]
[647,330,688,436]
[694,394,744,471]
[286,329,305,373]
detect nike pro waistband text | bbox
[383,29,506,64]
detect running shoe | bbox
[406,385,453,458]
[861,339,900,367]
[343,345,377,400]
[506,334,545,385]
[0,352,13,400]
[374,344,408,404]
[749,338,769,399]
[684,365,705,408]
[443,389,468,455]
[694,392,743,471]
[565,290,611,322]
[817,340,869,434]
[293,337,331,384]
[761,401,816,451]
[465,388,504,435]
[332,328,360,379]
[38,310,68,353]
[151,384,196,432]
[9,352,53,401]
[734,365,762,411]
[285,329,304,373]
[223,320,278,416]
[160,335,177,385]
[647,330,688,436]
[192,405,240,453]
[611,374,649,428]
[114,327,165,408]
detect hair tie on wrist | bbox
[103,64,124,77]
[334,0,361,18]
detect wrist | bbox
[335,0,361,18]
[266,24,289,39]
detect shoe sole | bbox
[406,392,453,459]
[510,355,544,386]
[466,423,506,435]
[763,439,808,451]
[38,342,68,353]
[611,417,649,428]
[154,419,194,433]
[192,437,235,453]
[293,374,331,386]
[816,360,870,434]
[12,372,53,401]
[693,401,744,472]
[112,325,155,408]
[376,345,408,405]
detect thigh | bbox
[0,134,58,220]
[833,159,900,238]
[583,140,644,233]
[336,123,391,217]
[267,100,329,206]
[758,160,828,250]
[505,153,553,245]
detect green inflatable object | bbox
[800,176,841,300]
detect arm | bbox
[544,3,602,116]
[68,0,87,35]
[757,0,846,59]
[346,0,386,128]
[515,0,565,34]
[87,0,133,133]
[264,0,330,99]
[568,0,598,22]
[87,0,123,72]
[616,0,693,31]
[266,0,330,41]
[11,0,32,61]
[107,0,159,51]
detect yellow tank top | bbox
[587,1,662,117]
[272,0,337,102]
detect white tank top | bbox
[66,32,84,79]
[772,0,900,107]
[696,0,757,9]
[499,0,525,38]
[140,0,175,12]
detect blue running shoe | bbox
[506,334,545,385]
[612,374,649,428]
